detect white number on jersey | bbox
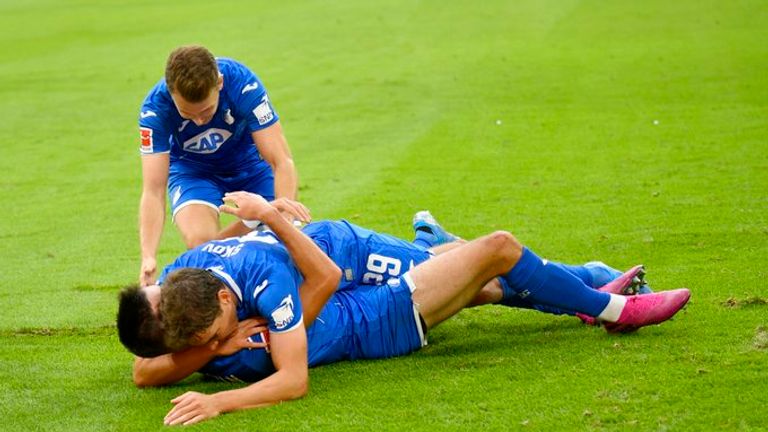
[362,253,402,285]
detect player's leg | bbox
[409,231,689,332]
[406,232,591,325]
[168,174,225,248]
[175,204,220,248]
[411,211,628,291]
[217,162,276,239]
[409,231,524,328]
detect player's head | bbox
[165,45,224,126]
[160,268,239,351]
[116,284,169,357]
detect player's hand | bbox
[214,318,270,356]
[221,191,311,223]
[270,197,311,223]
[220,191,274,221]
[139,257,157,287]
[164,391,220,426]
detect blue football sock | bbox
[496,277,576,316]
[550,263,594,287]
[503,248,611,317]
[583,261,623,288]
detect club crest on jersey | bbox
[271,295,295,330]
[253,96,274,126]
[224,109,235,125]
[140,127,153,153]
[182,128,232,154]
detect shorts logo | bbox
[172,186,182,205]
[271,295,295,330]
[252,96,274,126]
[182,128,232,154]
[140,127,153,153]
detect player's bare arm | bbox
[221,191,340,324]
[252,121,297,200]
[138,153,170,286]
[163,326,308,426]
[132,318,268,387]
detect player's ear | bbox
[216,74,223,91]
[217,288,232,306]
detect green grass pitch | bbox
[1,0,766,430]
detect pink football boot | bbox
[577,265,647,326]
[604,288,691,333]
[597,265,646,295]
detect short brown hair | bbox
[165,45,219,102]
[159,268,224,351]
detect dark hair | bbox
[165,45,219,102]
[116,284,169,358]
[160,268,224,351]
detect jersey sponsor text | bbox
[182,128,233,154]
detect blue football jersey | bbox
[202,279,424,382]
[138,58,279,173]
[159,233,304,335]
[159,221,431,381]
[301,220,432,290]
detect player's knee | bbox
[487,230,522,264]
[183,232,214,249]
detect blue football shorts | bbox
[167,161,274,219]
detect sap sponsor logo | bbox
[182,128,232,154]
[140,127,153,152]
[224,109,235,125]
[252,96,274,126]
[241,82,260,94]
[140,110,157,119]
[271,295,295,330]
[202,242,244,258]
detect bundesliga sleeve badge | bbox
[140,127,154,153]
[252,96,274,126]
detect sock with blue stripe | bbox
[503,247,613,317]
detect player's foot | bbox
[413,210,459,247]
[584,261,653,293]
[596,265,646,295]
[576,313,597,326]
[604,288,691,333]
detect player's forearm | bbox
[271,157,298,200]
[133,345,218,387]
[261,209,338,283]
[212,367,308,413]
[261,210,341,323]
[139,192,166,258]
